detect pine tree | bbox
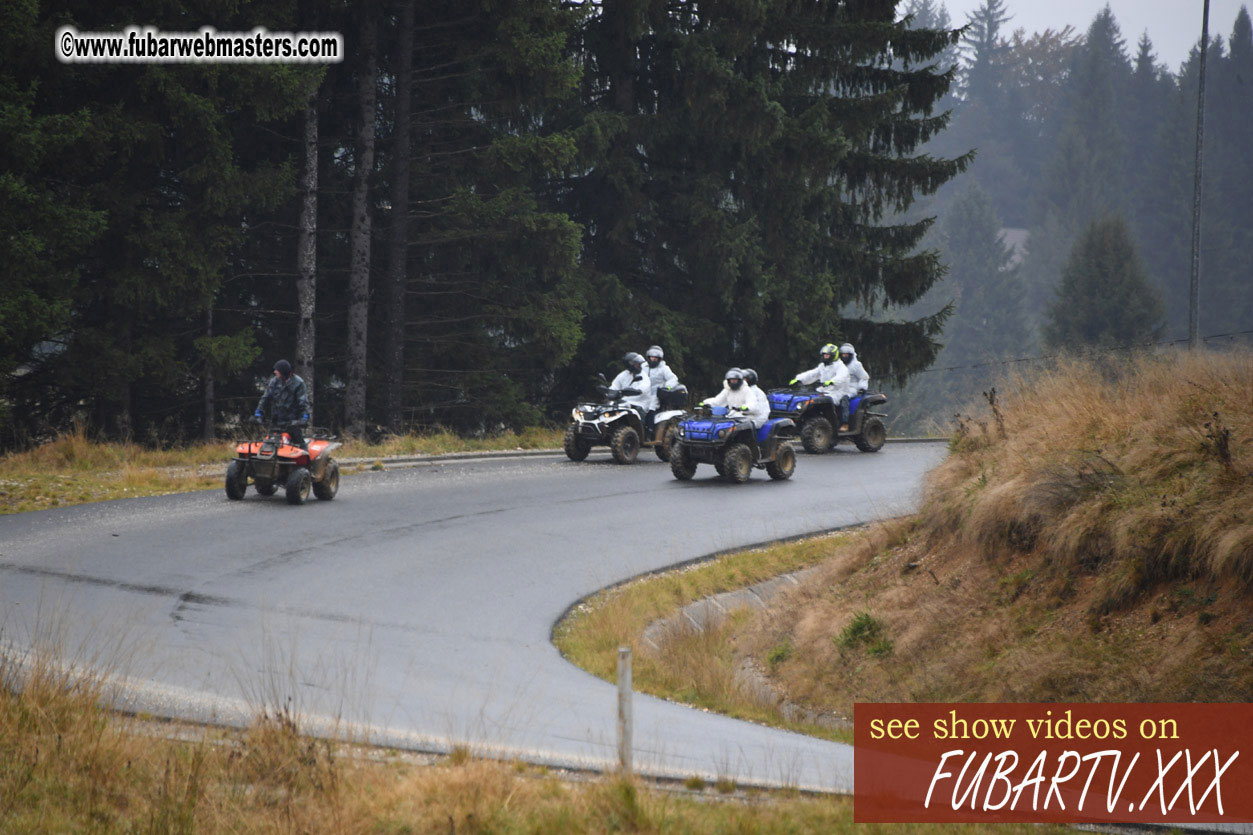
[960,0,1011,105]
[1043,216,1165,350]
[558,0,968,398]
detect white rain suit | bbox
[705,382,772,426]
[747,383,771,420]
[795,359,849,397]
[609,367,654,416]
[841,345,869,397]
[646,361,681,410]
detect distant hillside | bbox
[742,351,1253,712]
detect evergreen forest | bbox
[2,0,1249,444]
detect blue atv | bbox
[669,405,798,483]
[767,386,888,454]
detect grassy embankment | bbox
[1,650,1077,833]
[0,425,564,515]
[559,351,1253,728]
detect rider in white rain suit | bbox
[703,368,771,427]
[609,352,654,417]
[792,343,851,427]
[644,345,680,411]
[839,343,869,398]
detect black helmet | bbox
[623,351,645,372]
[820,342,837,364]
[725,367,744,390]
[274,359,292,378]
[742,368,758,387]
[645,345,663,367]
[839,342,855,364]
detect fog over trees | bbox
[890,0,1252,430]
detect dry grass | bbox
[924,350,1253,608]
[0,425,564,514]
[557,353,1253,729]
[0,647,1074,833]
[733,351,1253,715]
[554,533,858,742]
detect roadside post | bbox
[617,646,633,774]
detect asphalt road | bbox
[0,442,947,791]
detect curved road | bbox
[0,443,946,791]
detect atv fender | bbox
[309,441,342,480]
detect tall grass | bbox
[730,350,1253,713]
[5,644,1085,833]
[923,351,1253,610]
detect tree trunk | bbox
[384,0,415,433]
[346,6,378,437]
[203,306,215,441]
[296,85,319,420]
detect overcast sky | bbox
[936,1,1249,71]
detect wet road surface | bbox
[0,443,947,790]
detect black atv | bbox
[766,387,888,454]
[669,405,798,483]
[564,378,688,464]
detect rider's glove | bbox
[823,381,835,387]
[789,377,800,385]
[253,409,263,420]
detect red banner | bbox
[854,703,1253,824]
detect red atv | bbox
[225,424,341,505]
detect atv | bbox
[226,423,342,505]
[766,386,888,454]
[564,378,688,464]
[669,405,797,483]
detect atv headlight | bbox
[717,427,730,439]
[677,425,685,436]
[572,408,581,421]
[794,400,809,411]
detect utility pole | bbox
[1189,0,1210,349]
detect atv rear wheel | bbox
[654,423,676,461]
[766,443,796,480]
[225,460,247,500]
[285,467,312,505]
[801,417,833,454]
[254,479,278,496]
[669,443,696,480]
[722,443,753,483]
[563,423,590,462]
[853,417,886,452]
[610,425,640,464]
[313,459,339,500]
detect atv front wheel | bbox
[669,443,696,480]
[654,423,676,462]
[722,443,753,483]
[313,459,339,500]
[563,423,590,462]
[610,425,640,464]
[285,467,312,505]
[254,479,278,496]
[225,460,247,500]
[766,443,796,480]
[801,417,833,454]
[853,417,886,452]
